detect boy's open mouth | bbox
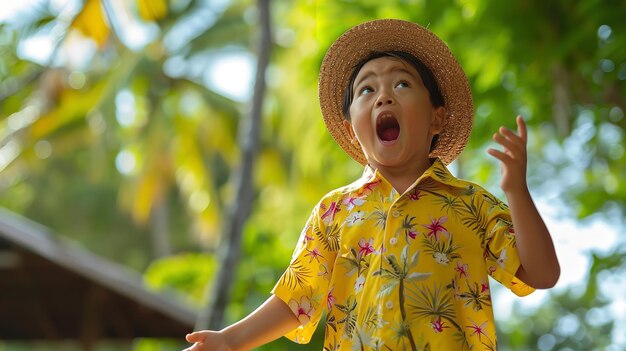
[376,113,400,142]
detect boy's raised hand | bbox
[183,330,232,351]
[487,115,528,193]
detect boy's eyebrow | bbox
[353,66,417,88]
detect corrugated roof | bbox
[0,207,196,342]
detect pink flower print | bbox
[466,319,489,342]
[358,238,376,258]
[304,233,314,243]
[321,201,340,225]
[497,249,508,268]
[301,224,314,245]
[288,296,315,325]
[318,262,331,281]
[453,282,462,300]
[355,179,380,197]
[431,316,449,333]
[304,248,323,263]
[423,216,449,241]
[455,261,469,279]
[408,229,418,239]
[327,286,336,311]
[408,188,424,201]
[345,210,366,227]
[481,280,489,293]
[488,265,497,275]
[342,196,365,210]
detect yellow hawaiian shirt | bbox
[272,159,534,350]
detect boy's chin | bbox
[366,150,431,168]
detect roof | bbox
[0,207,196,342]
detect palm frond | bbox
[336,295,358,339]
[368,206,387,229]
[458,281,492,311]
[434,194,464,219]
[282,257,312,290]
[460,196,489,241]
[407,284,459,331]
[338,247,361,277]
[315,223,341,251]
[385,254,403,277]
[377,281,399,298]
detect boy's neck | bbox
[370,158,433,195]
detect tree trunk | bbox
[195,0,272,330]
[150,201,170,258]
[552,63,572,138]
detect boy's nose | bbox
[375,94,394,107]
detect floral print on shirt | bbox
[272,159,534,350]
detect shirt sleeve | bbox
[271,198,339,344]
[481,192,535,297]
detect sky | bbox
[1,0,625,347]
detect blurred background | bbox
[1,0,625,350]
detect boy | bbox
[184,19,560,350]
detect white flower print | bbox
[346,210,366,227]
[497,249,507,268]
[434,252,450,265]
[355,275,366,293]
[343,196,366,211]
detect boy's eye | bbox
[396,81,410,89]
[359,86,374,95]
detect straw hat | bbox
[318,19,474,165]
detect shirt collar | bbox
[348,158,465,193]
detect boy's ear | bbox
[429,106,446,135]
[343,119,358,144]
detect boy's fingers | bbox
[516,115,527,142]
[186,331,209,343]
[493,132,524,157]
[498,126,522,143]
[496,127,526,154]
[487,148,511,163]
[493,133,515,152]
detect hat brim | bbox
[318,19,474,165]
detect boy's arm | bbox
[487,116,560,289]
[184,295,300,351]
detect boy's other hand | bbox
[183,330,233,351]
[487,115,528,194]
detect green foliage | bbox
[132,339,184,351]
[1,0,626,349]
[498,246,626,350]
[144,252,217,306]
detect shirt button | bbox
[389,237,398,246]
[386,301,393,309]
[392,210,401,218]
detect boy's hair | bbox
[341,51,445,151]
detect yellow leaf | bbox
[133,171,159,224]
[71,0,110,47]
[137,0,168,21]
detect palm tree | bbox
[374,245,431,351]
[336,295,358,340]
[406,283,471,350]
[1,0,248,258]
[198,0,273,329]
